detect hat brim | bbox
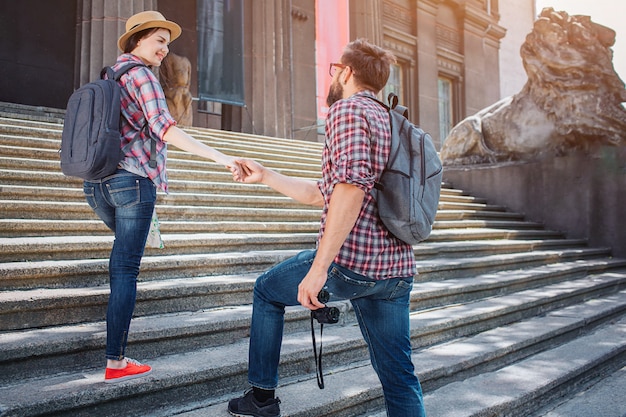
[118,20,182,51]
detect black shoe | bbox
[228,389,281,417]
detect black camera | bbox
[311,289,340,324]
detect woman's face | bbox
[132,28,171,67]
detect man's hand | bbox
[297,183,365,310]
[297,267,327,310]
[232,158,265,183]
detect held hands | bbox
[231,158,266,183]
[223,156,242,179]
[222,156,257,182]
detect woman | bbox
[84,10,239,383]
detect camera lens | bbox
[327,306,340,322]
[318,289,330,304]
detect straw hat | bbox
[118,11,182,51]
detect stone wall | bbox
[442,146,626,258]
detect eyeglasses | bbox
[329,62,347,77]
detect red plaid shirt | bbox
[317,91,416,279]
[111,54,177,193]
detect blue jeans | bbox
[83,169,156,360]
[248,250,425,417]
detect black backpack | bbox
[60,63,152,180]
[368,93,443,244]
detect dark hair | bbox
[341,38,396,92]
[123,27,161,53]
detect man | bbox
[228,39,426,417]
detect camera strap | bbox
[310,314,326,389]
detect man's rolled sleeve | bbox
[327,104,376,193]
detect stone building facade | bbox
[1,0,521,148]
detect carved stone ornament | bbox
[441,8,626,165]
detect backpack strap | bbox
[387,92,409,118]
[102,63,158,169]
[366,95,389,111]
[364,95,393,192]
[365,94,414,193]
[99,62,146,81]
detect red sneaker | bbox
[104,358,152,383]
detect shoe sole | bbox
[228,410,281,417]
[104,368,152,384]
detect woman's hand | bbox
[222,156,242,179]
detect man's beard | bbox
[326,80,344,107]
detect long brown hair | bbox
[123,27,161,53]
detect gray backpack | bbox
[60,63,152,180]
[368,93,443,244]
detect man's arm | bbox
[297,182,365,309]
[235,158,365,309]
[235,158,324,207]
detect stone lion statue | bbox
[441,8,626,165]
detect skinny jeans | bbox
[83,169,156,360]
[248,249,426,417]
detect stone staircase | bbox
[0,105,625,417]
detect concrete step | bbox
[0,116,322,154]
[0,168,291,196]
[2,255,621,333]
[2,264,624,377]
[1,246,612,290]
[0,218,321,237]
[0,235,586,263]
[0,133,323,163]
[0,183,494,212]
[1,284,623,417]
[0,183,304,207]
[420,315,626,417]
[0,152,322,179]
[0,103,65,123]
[0,199,322,222]
[0,129,324,171]
[358,311,626,417]
[413,246,614,281]
[0,218,558,239]
[0,156,322,181]
[1,108,623,417]
[0,232,317,262]
[0,200,523,223]
[530,365,626,417]
[0,191,487,221]
[0,248,297,290]
[426,227,565,242]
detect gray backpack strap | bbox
[109,63,157,169]
[387,93,409,118]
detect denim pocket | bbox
[106,179,140,208]
[387,278,413,301]
[327,266,376,299]
[83,185,97,210]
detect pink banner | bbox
[315,0,350,127]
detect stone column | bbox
[415,0,441,143]
[247,0,293,138]
[461,3,505,116]
[77,0,157,85]
[349,0,383,44]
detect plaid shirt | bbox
[317,91,416,279]
[111,54,177,193]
